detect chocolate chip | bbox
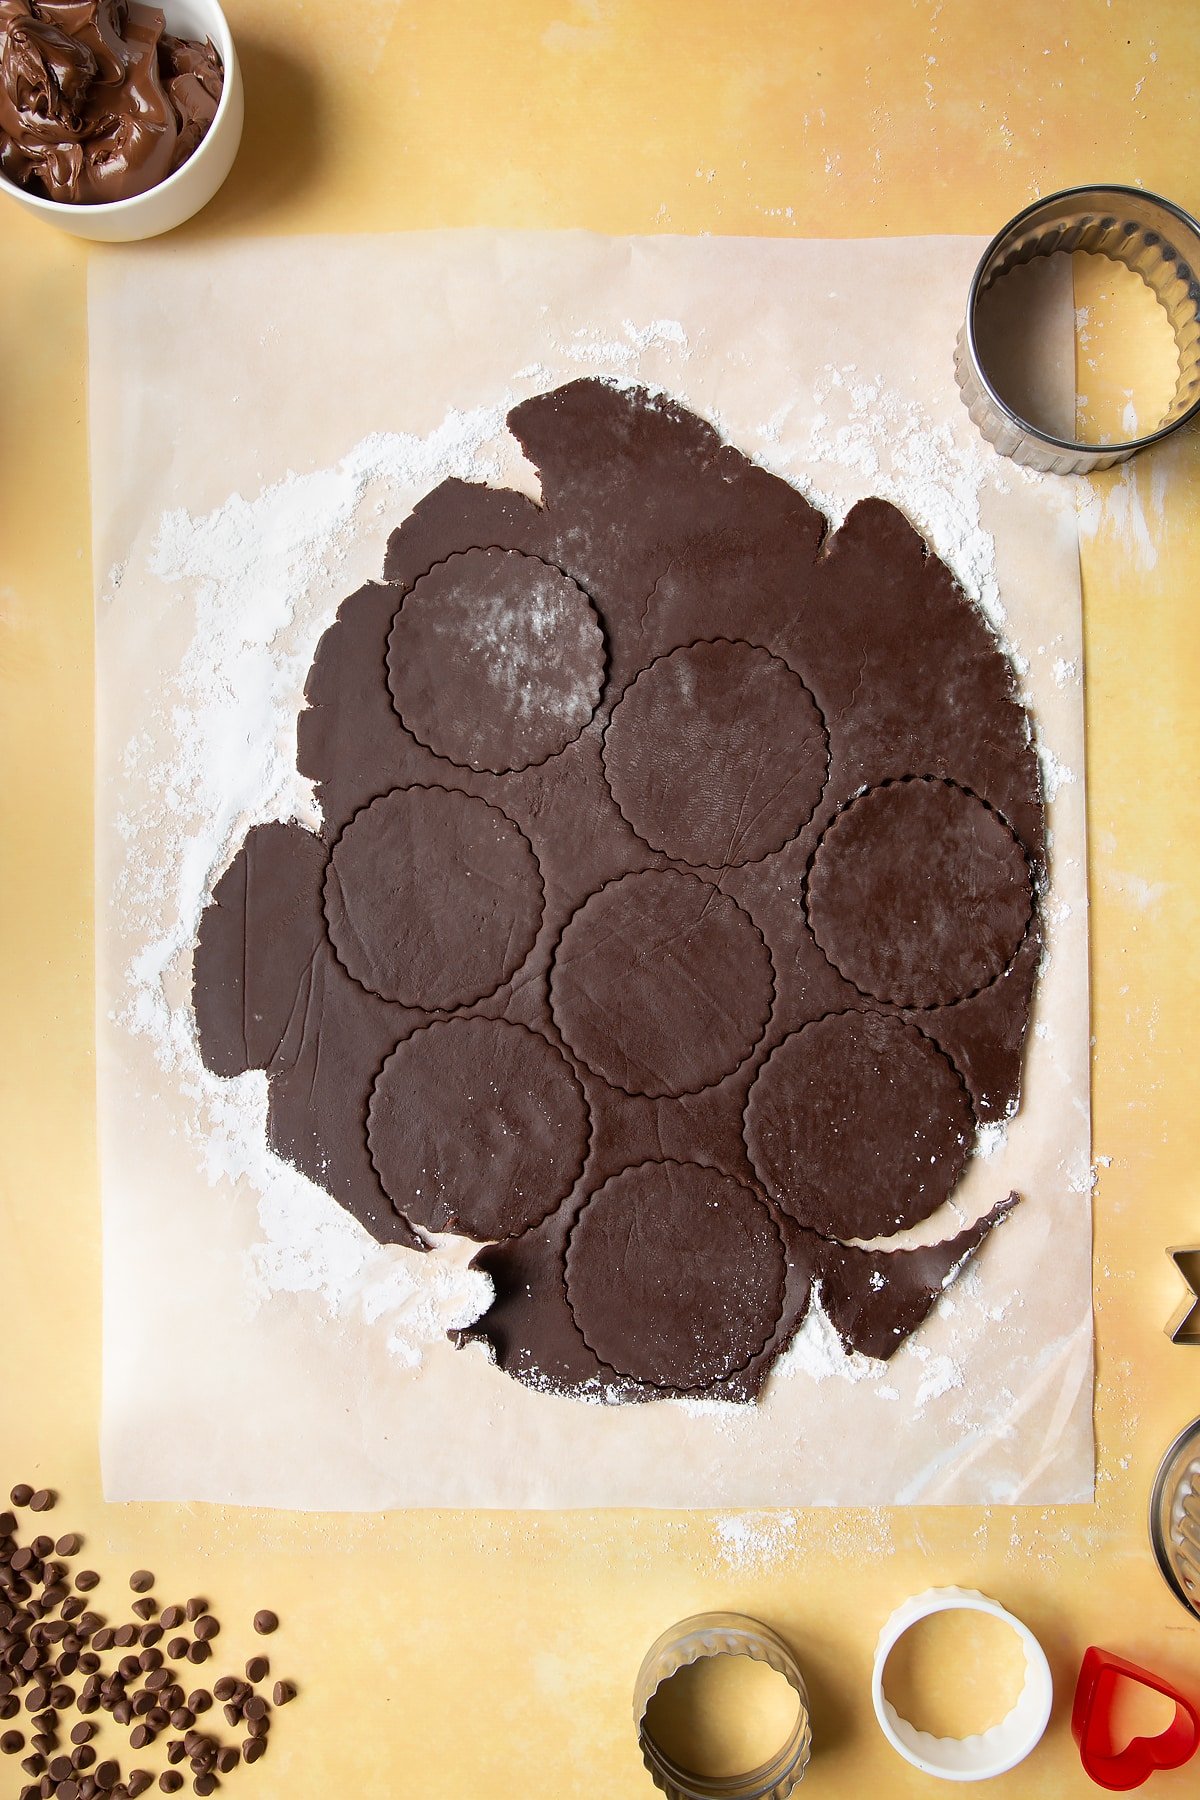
[77,1655,99,1675]
[192,1777,216,1796]
[129,1573,154,1596]
[131,1601,156,1622]
[52,1538,79,1560]
[241,1739,264,1764]
[137,1651,161,1673]
[54,1782,78,1800]
[49,1757,73,1779]
[12,1549,35,1573]
[1,1698,19,1720]
[129,1724,153,1749]
[215,1750,237,1776]
[271,1677,294,1705]
[185,1645,208,1666]
[211,1680,234,1703]
[167,1640,188,1662]
[221,1705,239,1729]
[119,1657,141,1682]
[183,1602,206,1625]
[159,1777,182,1794]
[71,1746,95,1770]
[69,1726,93,1746]
[251,1611,277,1636]
[244,1657,267,1683]
[90,1630,113,1653]
[28,1494,54,1514]
[111,1701,132,1727]
[169,1709,192,1731]
[113,1627,136,1648]
[31,1539,54,1561]
[246,1715,268,1739]
[185,1692,210,1715]
[3,1727,26,1751]
[9,1488,33,1509]
[0,1511,16,1534]
[191,1618,218,1643]
[22,1754,45,1775]
[138,1625,162,1649]
[148,1707,170,1730]
[94,1766,119,1792]
[166,1743,185,1765]
[144,1671,169,1693]
[159,1608,183,1631]
[243,1696,267,1722]
[126,1778,152,1799]
[32,1733,55,1754]
[73,1574,99,1594]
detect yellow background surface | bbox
[2,2,1199,1794]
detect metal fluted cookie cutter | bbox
[955,184,1200,473]
[1149,1415,1200,1623]
[634,1612,812,1800]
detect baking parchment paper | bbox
[90,231,1091,1507]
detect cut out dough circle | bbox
[603,638,830,867]
[550,868,775,1097]
[324,785,543,1011]
[387,547,605,773]
[565,1161,787,1389]
[368,1019,590,1241]
[806,777,1033,1009]
[744,1012,975,1241]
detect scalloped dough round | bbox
[550,869,774,1097]
[324,785,542,1010]
[602,639,828,867]
[744,1012,975,1240]
[388,548,604,772]
[565,1162,786,1389]
[806,778,1033,1008]
[368,1020,590,1240]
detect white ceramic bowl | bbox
[0,0,243,241]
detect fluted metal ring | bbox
[954,184,1200,473]
[634,1612,812,1799]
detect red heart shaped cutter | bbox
[1072,1646,1200,1790]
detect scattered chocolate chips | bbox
[250,1614,276,1638]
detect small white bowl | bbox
[0,0,243,242]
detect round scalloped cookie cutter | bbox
[954,184,1200,473]
[634,1612,812,1799]
[872,1587,1053,1782]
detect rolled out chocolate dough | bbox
[192,378,1043,1402]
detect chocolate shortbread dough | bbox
[192,378,1043,1401]
[603,639,829,867]
[565,1162,787,1389]
[387,548,604,773]
[549,869,775,1097]
[807,776,1034,1008]
[743,1012,974,1241]
[368,1019,590,1240]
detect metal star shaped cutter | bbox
[1165,1247,1200,1345]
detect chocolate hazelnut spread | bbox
[0,0,222,204]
